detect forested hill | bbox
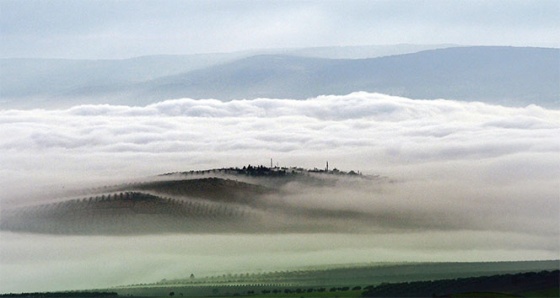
[0,165,380,235]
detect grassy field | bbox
[519,287,560,298]
[3,262,557,298]
[185,290,363,298]
[111,260,559,297]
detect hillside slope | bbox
[0,176,278,234]
[0,191,262,234]
[0,170,381,235]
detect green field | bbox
[106,260,558,298]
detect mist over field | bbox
[0,92,559,292]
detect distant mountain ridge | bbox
[1,46,558,108]
[139,46,558,107]
[0,44,451,108]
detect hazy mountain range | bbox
[1,45,558,108]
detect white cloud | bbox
[0,92,558,195]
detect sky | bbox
[1,0,559,59]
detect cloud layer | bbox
[1,92,557,199]
[0,92,558,292]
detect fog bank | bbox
[0,92,558,292]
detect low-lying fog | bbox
[1,232,556,293]
[1,92,558,293]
